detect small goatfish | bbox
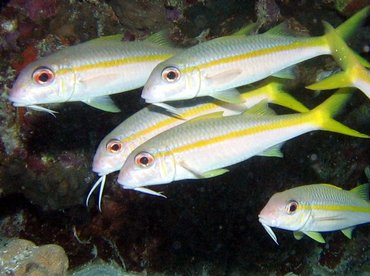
[88,80,308,209]
[258,183,370,245]
[8,31,181,114]
[117,88,369,197]
[141,7,369,105]
[306,21,370,99]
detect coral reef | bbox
[0,0,369,274]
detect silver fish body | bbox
[142,34,328,103]
[259,183,370,244]
[9,33,180,111]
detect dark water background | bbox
[0,0,369,274]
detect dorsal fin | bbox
[264,22,292,37]
[321,183,343,190]
[350,183,370,201]
[189,111,224,122]
[145,30,174,47]
[89,34,124,43]
[230,22,257,36]
[243,100,276,116]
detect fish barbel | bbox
[259,183,370,244]
[117,88,369,197]
[8,31,181,113]
[141,6,370,105]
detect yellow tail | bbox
[310,88,369,138]
[306,7,370,99]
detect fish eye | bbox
[32,66,55,85]
[106,139,123,154]
[286,200,298,215]
[134,152,154,168]
[161,66,180,82]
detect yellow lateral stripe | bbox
[161,114,310,156]
[183,37,326,73]
[124,88,275,143]
[301,204,370,213]
[57,54,173,75]
[124,102,220,143]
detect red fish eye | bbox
[32,67,55,85]
[134,152,154,168]
[106,139,123,153]
[161,67,180,82]
[286,200,298,214]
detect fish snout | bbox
[92,159,115,176]
[8,86,28,107]
[141,87,158,103]
[258,207,278,227]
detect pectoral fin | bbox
[211,88,244,104]
[206,68,242,86]
[303,231,325,243]
[201,168,229,178]
[179,161,229,179]
[272,66,296,80]
[82,96,121,112]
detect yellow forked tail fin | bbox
[310,88,369,138]
[265,82,309,113]
[307,17,370,99]
[335,6,370,41]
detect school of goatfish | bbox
[8,6,370,244]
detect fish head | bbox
[142,60,201,103]
[9,56,75,109]
[92,131,136,176]
[117,147,176,189]
[259,190,311,243]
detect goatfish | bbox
[8,31,181,114]
[117,88,369,197]
[141,6,370,105]
[258,183,370,245]
[88,80,308,210]
[306,21,370,99]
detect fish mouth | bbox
[259,217,279,245]
[142,95,157,104]
[8,95,26,107]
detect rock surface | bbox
[0,238,69,275]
